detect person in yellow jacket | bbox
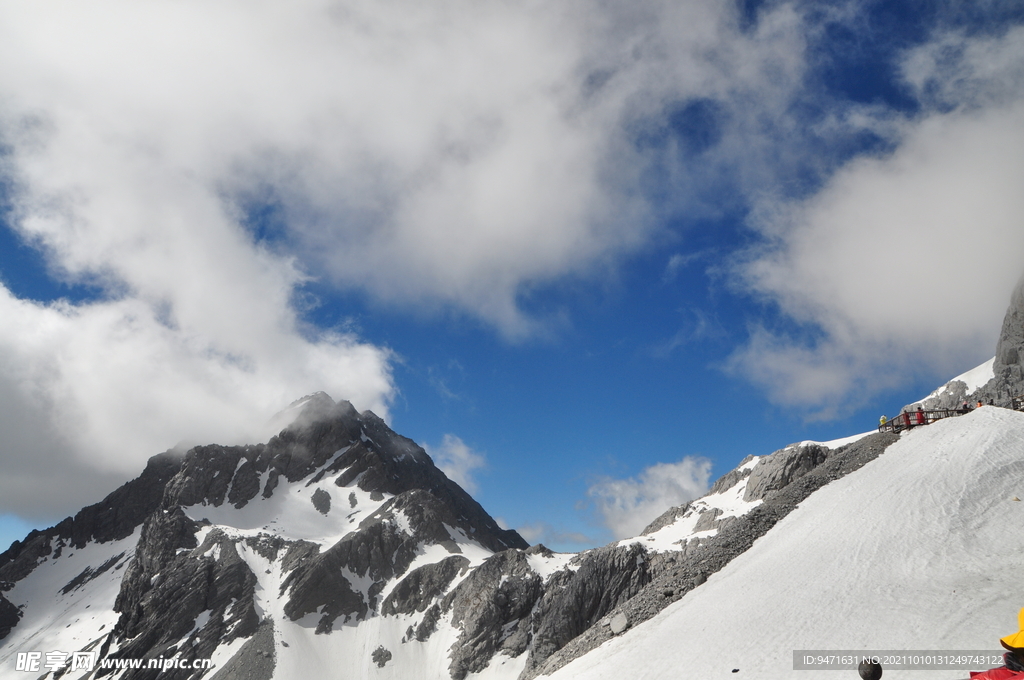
[970,608,1024,678]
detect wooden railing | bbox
[879,408,970,434]
[879,396,1024,433]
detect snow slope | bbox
[922,357,996,404]
[0,531,138,670]
[548,406,1024,680]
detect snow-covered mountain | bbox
[547,406,1024,680]
[4,279,1024,680]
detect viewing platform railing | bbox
[879,409,969,434]
[879,395,1024,434]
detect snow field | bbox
[549,407,1024,680]
[183,450,390,547]
[0,530,139,679]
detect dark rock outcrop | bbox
[994,278,1024,380]
[159,398,525,554]
[911,277,1024,412]
[107,512,261,679]
[0,450,183,642]
[523,543,652,676]
[0,593,20,640]
[973,278,1024,406]
[61,552,127,595]
[443,550,545,680]
[207,620,276,680]
[281,485,491,632]
[372,646,393,668]
[310,488,331,515]
[382,555,469,616]
[0,450,183,586]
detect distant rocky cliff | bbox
[914,277,1024,411]
[983,277,1024,403]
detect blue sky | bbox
[1,0,1023,552]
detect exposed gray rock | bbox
[918,380,971,411]
[372,646,393,668]
[158,396,525,553]
[709,455,756,494]
[208,619,276,680]
[8,387,899,680]
[0,449,183,598]
[0,592,20,640]
[744,443,829,501]
[281,531,380,631]
[413,603,442,642]
[443,550,545,680]
[523,543,651,677]
[279,540,320,573]
[0,531,55,592]
[281,488,478,632]
[109,511,261,679]
[163,445,252,509]
[691,507,719,532]
[608,612,629,635]
[382,555,469,616]
[61,552,126,595]
[640,502,692,536]
[227,459,261,509]
[994,278,1024,377]
[961,278,1024,408]
[2,392,526,666]
[310,488,331,515]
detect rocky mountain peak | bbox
[992,276,1024,389]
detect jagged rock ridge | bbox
[0,396,527,679]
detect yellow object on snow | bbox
[1001,608,1024,650]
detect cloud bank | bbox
[587,457,712,539]
[0,0,813,516]
[2,0,1021,521]
[731,25,1024,415]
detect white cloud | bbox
[587,457,712,539]
[0,0,813,336]
[0,285,394,517]
[425,434,486,495]
[730,27,1024,414]
[0,0,818,516]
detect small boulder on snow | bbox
[609,612,629,635]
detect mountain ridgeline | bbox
[2,278,1024,680]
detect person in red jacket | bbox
[971,608,1024,679]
